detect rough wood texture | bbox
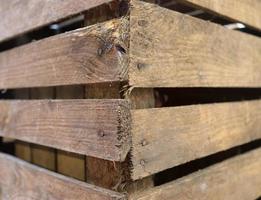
[0,99,131,161]
[129,0,261,88]
[0,0,113,42]
[0,19,128,89]
[0,153,126,200]
[56,85,86,181]
[132,148,261,200]
[176,0,261,30]
[131,100,261,180]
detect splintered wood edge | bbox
[116,100,132,161]
[0,153,126,200]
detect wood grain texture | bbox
[0,153,126,200]
[131,100,261,180]
[132,148,261,200]
[0,99,131,161]
[129,0,261,88]
[176,0,261,30]
[0,19,128,89]
[0,0,113,42]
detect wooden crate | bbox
[0,0,261,199]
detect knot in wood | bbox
[140,159,146,166]
[138,20,148,27]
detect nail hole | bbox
[115,44,126,54]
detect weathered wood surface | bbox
[176,0,261,30]
[129,0,261,87]
[131,100,261,180]
[132,148,261,200]
[0,153,126,200]
[0,19,128,89]
[0,99,131,161]
[0,0,113,42]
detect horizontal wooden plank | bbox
[0,0,113,42]
[132,148,261,200]
[0,99,131,161]
[129,0,261,88]
[0,153,126,200]
[176,0,261,30]
[131,100,261,179]
[0,19,128,89]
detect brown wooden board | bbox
[0,153,126,200]
[0,19,128,89]
[0,99,131,161]
[129,0,261,88]
[131,100,261,180]
[176,0,261,30]
[0,0,113,42]
[131,148,261,200]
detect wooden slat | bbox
[0,0,113,42]
[132,148,261,200]
[0,19,128,89]
[0,153,125,200]
[176,0,261,30]
[129,0,261,88]
[0,99,131,161]
[131,100,261,180]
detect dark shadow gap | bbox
[0,137,15,155]
[155,88,261,108]
[154,139,261,186]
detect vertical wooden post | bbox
[30,88,56,171]
[56,85,86,181]
[125,88,155,196]
[14,89,31,162]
